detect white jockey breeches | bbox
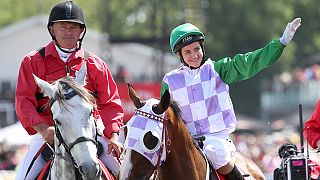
[202,133,236,170]
[15,134,120,180]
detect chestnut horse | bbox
[118,85,265,180]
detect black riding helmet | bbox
[47,1,86,53]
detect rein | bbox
[54,120,98,168]
[134,109,172,179]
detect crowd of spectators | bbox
[0,142,17,170]
[233,130,300,178]
[265,63,320,93]
[0,142,28,179]
[0,127,313,180]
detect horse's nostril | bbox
[78,162,101,178]
[96,163,101,177]
[78,165,84,174]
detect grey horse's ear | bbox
[33,74,55,98]
[75,63,87,85]
[152,90,170,115]
[128,84,145,108]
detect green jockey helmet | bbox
[170,23,205,53]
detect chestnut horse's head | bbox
[118,84,171,180]
[118,84,208,180]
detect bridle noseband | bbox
[50,89,98,169]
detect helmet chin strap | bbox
[55,43,77,53]
[178,50,207,70]
[180,57,207,69]
[181,59,198,69]
[52,27,86,53]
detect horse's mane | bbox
[169,100,182,119]
[168,100,199,149]
[54,76,97,109]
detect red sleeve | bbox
[87,58,124,139]
[15,53,48,135]
[303,100,320,149]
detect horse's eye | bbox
[152,104,164,115]
[140,131,160,152]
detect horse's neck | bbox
[51,139,77,180]
[160,120,207,180]
[167,118,204,164]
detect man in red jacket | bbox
[15,1,124,179]
[304,100,320,150]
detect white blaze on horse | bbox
[118,84,266,180]
[33,63,102,180]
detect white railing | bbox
[0,100,16,128]
[261,80,320,113]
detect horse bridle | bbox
[49,89,98,169]
[134,109,172,179]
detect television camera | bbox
[273,104,312,180]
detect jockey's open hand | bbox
[279,17,302,45]
[33,123,55,144]
[107,133,124,159]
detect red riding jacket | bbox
[304,100,320,149]
[15,41,124,139]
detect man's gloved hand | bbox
[279,17,302,45]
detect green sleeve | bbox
[160,81,169,97]
[213,39,285,84]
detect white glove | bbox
[279,17,302,45]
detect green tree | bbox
[200,0,298,116]
[1,0,320,118]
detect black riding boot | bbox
[224,165,244,180]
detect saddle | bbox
[192,136,224,180]
[36,159,115,180]
[37,160,52,180]
[192,136,251,180]
[40,141,104,162]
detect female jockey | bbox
[15,1,124,179]
[160,18,301,179]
